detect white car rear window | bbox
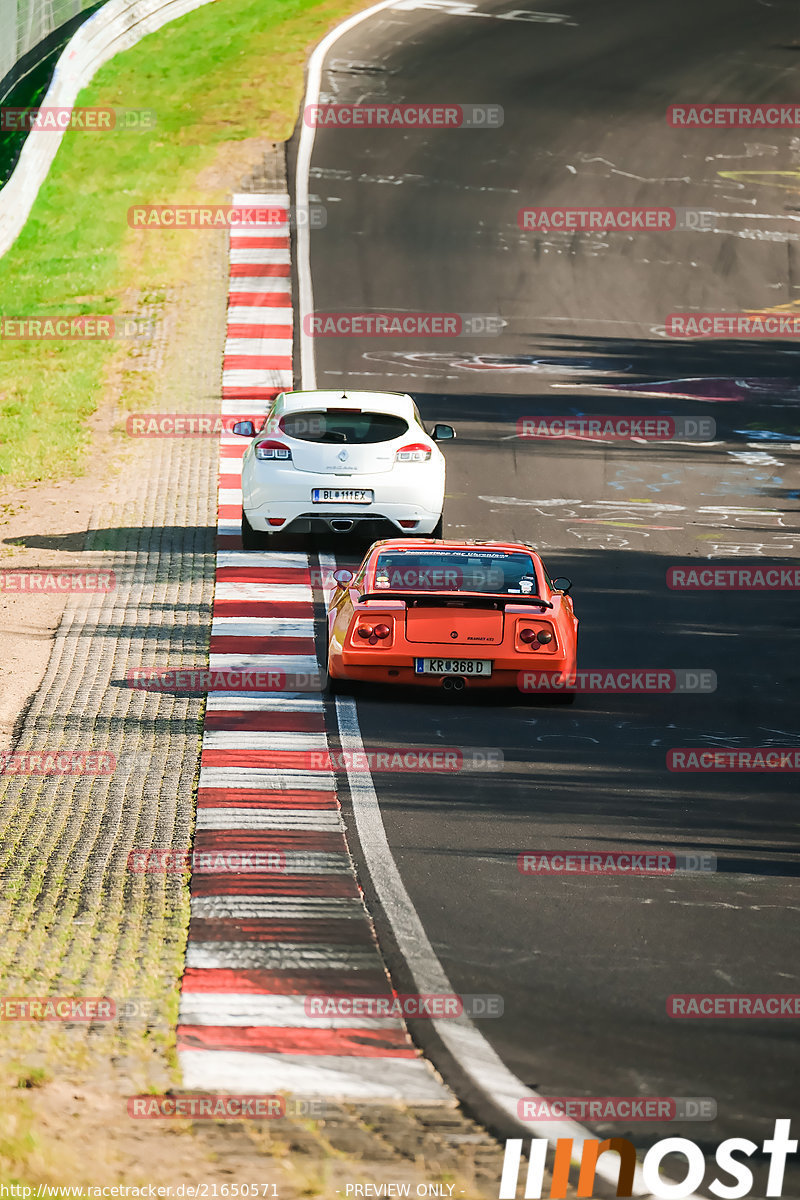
[280,410,409,444]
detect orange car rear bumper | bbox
[332,650,575,690]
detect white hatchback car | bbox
[233,389,455,547]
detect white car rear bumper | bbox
[241,464,444,534]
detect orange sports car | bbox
[324,539,578,699]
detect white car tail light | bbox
[255,439,292,461]
[395,443,431,463]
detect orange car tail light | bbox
[354,618,394,646]
[516,620,557,650]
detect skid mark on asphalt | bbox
[177,192,449,1101]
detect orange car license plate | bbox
[415,658,492,676]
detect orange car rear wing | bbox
[357,591,554,609]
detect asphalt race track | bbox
[288,0,800,1190]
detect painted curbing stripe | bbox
[228,238,290,251]
[205,694,323,712]
[189,896,364,919]
[195,810,341,832]
[229,263,291,277]
[196,789,336,809]
[211,596,315,614]
[187,917,373,943]
[177,1026,413,1056]
[226,324,294,339]
[193,834,343,860]
[203,730,328,751]
[179,993,400,1028]
[214,583,313,603]
[186,942,381,971]
[179,1050,451,1100]
[223,357,293,371]
[231,192,290,205]
[210,618,315,637]
[229,281,292,296]
[209,637,316,657]
[203,713,325,733]
[208,653,319,675]
[217,551,309,570]
[190,849,349,873]
[201,710,323,729]
[224,338,293,356]
[199,792,335,811]
[222,370,293,387]
[190,875,359,898]
[198,768,332,790]
[228,306,293,322]
[182,967,388,994]
[230,248,291,265]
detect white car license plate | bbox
[312,488,373,504]
[415,658,492,677]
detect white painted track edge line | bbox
[295,0,401,390]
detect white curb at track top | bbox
[176,192,451,1102]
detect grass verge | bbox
[0,0,367,487]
